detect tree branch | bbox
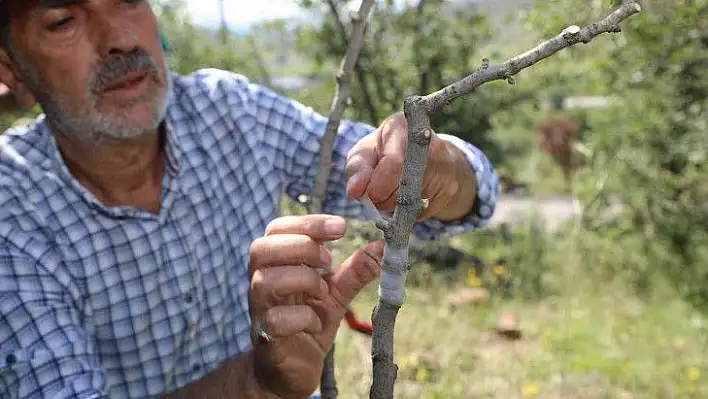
[307,1,376,398]
[309,0,376,215]
[421,2,642,113]
[369,3,642,398]
[326,0,380,124]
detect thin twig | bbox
[325,0,380,124]
[369,3,642,398]
[309,0,376,215]
[422,2,642,113]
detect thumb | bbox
[345,133,378,199]
[327,239,385,307]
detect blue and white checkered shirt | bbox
[0,68,499,398]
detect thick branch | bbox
[369,97,430,399]
[369,301,399,399]
[369,3,641,399]
[422,2,642,113]
[309,0,376,214]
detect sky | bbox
[185,0,305,30]
[184,0,415,31]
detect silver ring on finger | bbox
[255,325,275,345]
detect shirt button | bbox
[184,293,193,304]
[192,363,202,373]
[6,354,16,365]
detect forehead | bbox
[1,0,89,21]
[4,0,85,10]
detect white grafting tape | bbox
[379,269,407,306]
[379,245,408,306]
[360,194,382,221]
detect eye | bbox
[46,16,73,31]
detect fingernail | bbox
[324,216,346,236]
[347,172,361,194]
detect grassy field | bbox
[323,221,708,399]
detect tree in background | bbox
[293,0,536,165]
[152,0,270,82]
[525,0,707,307]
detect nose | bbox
[93,15,139,57]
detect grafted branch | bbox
[369,3,642,398]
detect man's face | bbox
[2,0,169,142]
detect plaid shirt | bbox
[0,68,499,399]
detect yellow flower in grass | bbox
[397,356,408,369]
[521,383,539,397]
[493,264,505,276]
[415,367,429,382]
[686,366,700,381]
[465,269,482,288]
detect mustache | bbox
[90,48,158,93]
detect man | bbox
[0,1,498,398]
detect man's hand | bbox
[345,112,477,222]
[248,214,384,398]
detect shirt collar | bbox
[161,76,181,177]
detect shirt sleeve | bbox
[0,245,108,399]
[234,74,499,240]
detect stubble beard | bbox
[10,47,170,144]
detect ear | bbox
[0,47,37,110]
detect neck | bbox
[53,124,165,214]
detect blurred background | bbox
[1,0,706,397]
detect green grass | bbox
[324,223,708,399]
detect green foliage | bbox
[292,0,535,164]
[521,0,708,309]
[0,106,42,132]
[152,0,269,82]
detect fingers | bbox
[258,305,324,338]
[251,265,328,312]
[417,182,456,221]
[327,239,385,307]
[250,215,350,277]
[367,153,404,206]
[416,140,459,220]
[249,235,333,277]
[345,134,378,199]
[345,113,408,202]
[264,214,348,241]
[367,115,408,205]
[346,113,467,222]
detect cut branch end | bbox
[563,25,581,35]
